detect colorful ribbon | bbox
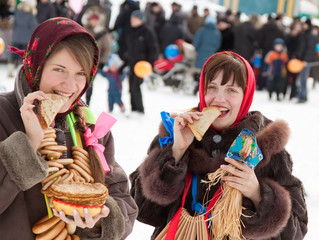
[158,111,175,147]
[84,112,117,173]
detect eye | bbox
[53,67,63,72]
[77,71,86,77]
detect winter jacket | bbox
[193,23,221,69]
[0,68,138,240]
[159,16,183,54]
[125,24,159,66]
[233,21,258,61]
[265,50,288,77]
[12,9,38,45]
[36,1,56,23]
[130,111,308,240]
[258,20,284,58]
[296,28,318,62]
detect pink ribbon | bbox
[84,112,117,173]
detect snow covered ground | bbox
[0,62,318,239]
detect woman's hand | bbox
[20,91,48,151]
[52,206,110,229]
[221,157,262,208]
[172,111,202,162]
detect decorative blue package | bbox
[158,111,175,147]
[225,128,263,170]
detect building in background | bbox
[219,0,318,18]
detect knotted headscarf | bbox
[10,17,99,112]
[198,51,255,128]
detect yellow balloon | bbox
[0,37,5,55]
[134,60,152,78]
[287,59,304,74]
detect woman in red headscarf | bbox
[130,51,307,239]
[0,17,137,239]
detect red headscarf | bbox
[198,51,255,128]
[9,17,99,113]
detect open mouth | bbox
[53,90,72,98]
[219,107,230,115]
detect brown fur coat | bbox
[130,111,308,239]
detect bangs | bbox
[204,52,247,92]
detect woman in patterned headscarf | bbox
[0,17,137,239]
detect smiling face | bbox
[39,48,87,113]
[204,70,244,130]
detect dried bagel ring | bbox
[73,155,90,169]
[42,168,67,184]
[32,216,61,234]
[45,145,68,152]
[72,151,89,163]
[71,146,89,158]
[39,141,58,149]
[74,159,92,175]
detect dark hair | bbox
[203,52,247,93]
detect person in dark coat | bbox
[36,0,56,23]
[233,14,259,63]
[283,20,303,100]
[159,14,183,56]
[7,0,38,77]
[144,2,166,46]
[130,51,307,240]
[126,10,159,114]
[1,17,138,240]
[112,0,140,64]
[295,19,318,103]
[257,15,284,90]
[217,17,234,52]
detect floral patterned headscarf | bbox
[19,17,99,111]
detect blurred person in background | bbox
[126,10,159,115]
[7,0,38,78]
[36,0,56,23]
[83,11,112,106]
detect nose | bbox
[63,74,77,90]
[214,89,226,102]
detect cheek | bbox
[231,96,243,114]
[78,79,87,92]
[204,94,213,105]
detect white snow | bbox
[0,61,318,239]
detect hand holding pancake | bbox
[172,111,202,162]
[20,91,48,151]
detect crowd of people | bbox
[1,0,319,108]
[0,0,311,240]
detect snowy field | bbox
[0,62,318,239]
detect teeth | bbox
[54,91,71,98]
[219,107,228,111]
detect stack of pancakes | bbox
[50,182,108,217]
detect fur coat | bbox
[130,110,308,239]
